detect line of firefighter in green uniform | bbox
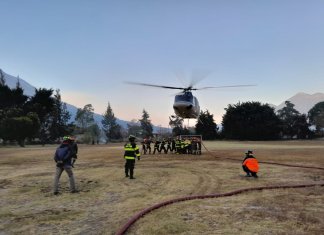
[141,137,201,155]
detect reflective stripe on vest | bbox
[124,143,140,159]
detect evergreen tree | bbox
[139,109,153,138]
[222,101,280,140]
[0,81,28,110]
[25,88,55,143]
[0,81,40,145]
[0,69,5,85]
[0,112,40,146]
[308,101,324,137]
[101,102,122,142]
[195,110,218,140]
[48,89,71,141]
[25,88,55,123]
[277,101,301,139]
[294,114,311,139]
[75,104,95,133]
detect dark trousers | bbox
[153,147,159,154]
[146,145,151,154]
[160,146,167,154]
[242,165,257,177]
[125,159,135,177]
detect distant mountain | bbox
[1,69,36,97]
[0,69,164,132]
[275,92,324,114]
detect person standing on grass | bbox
[53,136,77,195]
[152,139,160,154]
[146,138,152,154]
[124,135,141,179]
[242,150,259,178]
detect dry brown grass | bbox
[0,140,323,235]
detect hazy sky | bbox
[1,0,324,127]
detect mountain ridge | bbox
[2,68,324,128]
[275,92,324,114]
[1,69,139,130]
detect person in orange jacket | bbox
[242,150,259,178]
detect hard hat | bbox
[63,136,70,141]
[129,135,136,141]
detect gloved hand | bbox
[56,160,63,167]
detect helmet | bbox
[245,150,253,154]
[63,136,74,142]
[128,135,136,141]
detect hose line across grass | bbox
[115,143,324,234]
[115,182,324,235]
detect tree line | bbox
[1,78,324,146]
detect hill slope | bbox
[276,92,324,114]
[1,69,133,129]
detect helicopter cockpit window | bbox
[175,92,193,102]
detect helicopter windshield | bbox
[175,92,193,103]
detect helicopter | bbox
[125,81,256,119]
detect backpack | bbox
[55,145,70,163]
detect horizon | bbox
[2,68,323,128]
[1,1,324,127]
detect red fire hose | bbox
[115,182,324,235]
[115,143,324,234]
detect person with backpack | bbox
[53,136,77,195]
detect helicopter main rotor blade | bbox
[189,69,212,88]
[197,84,257,90]
[125,81,186,90]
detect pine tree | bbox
[102,102,122,142]
[48,89,71,140]
[139,109,153,138]
[0,69,5,85]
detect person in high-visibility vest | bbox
[242,150,259,178]
[124,135,140,179]
[175,137,182,154]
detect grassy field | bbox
[0,140,324,235]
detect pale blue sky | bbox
[1,0,324,127]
